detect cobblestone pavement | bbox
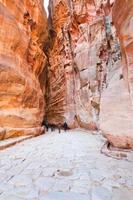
[0,129,133,200]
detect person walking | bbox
[58,123,61,134]
[63,122,68,132]
[45,120,49,132]
[42,119,49,132]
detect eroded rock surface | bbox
[0,0,48,139]
[47,0,104,128]
[46,0,133,149]
[46,0,119,130]
[100,0,133,148]
[1,0,133,148]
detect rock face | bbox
[46,0,119,130]
[100,0,133,148]
[47,0,133,148]
[1,0,133,148]
[0,0,48,139]
[47,0,112,129]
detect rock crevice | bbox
[46,0,119,130]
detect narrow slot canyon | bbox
[0,0,133,199]
[44,0,133,149]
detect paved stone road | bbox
[0,129,133,200]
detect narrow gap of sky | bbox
[44,0,49,16]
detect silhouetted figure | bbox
[44,120,49,132]
[63,122,68,132]
[58,123,61,134]
[119,74,123,80]
[42,119,49,132]
[58,125,61,133]
[50,124,55,132]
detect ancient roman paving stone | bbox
[0,130,133,199]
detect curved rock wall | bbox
[100,0,133,148]
[0,0,48,139]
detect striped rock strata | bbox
[0,0,48,139]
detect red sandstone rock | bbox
[1,0,132,149]
[47,0,109,129]
[0,0,48,139]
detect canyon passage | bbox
[0,0,133,199]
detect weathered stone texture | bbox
[47,0,133,149]
[100,0,133,148]
[47,0,111,129]
[1,0,133,148]
[0,0,48,139]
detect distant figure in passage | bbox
[44,120,49,132]
[50,124,55,132]
[119,74,123,80]
[63,122,68,132]
[42,119,49,132]
[58,123,62,133]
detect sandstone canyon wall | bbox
[47,0,104,128]
[100,0,133,148]
[0,0,48,139]
[47,0,133,148]
[46,0,119,130]
[1,0,133,149]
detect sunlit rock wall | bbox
[100,0,133,148]
[47,0,111,129]
[0,0,48,139]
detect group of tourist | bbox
[42,120,68,133]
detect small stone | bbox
[56,170,73,177]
